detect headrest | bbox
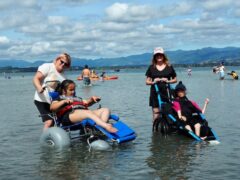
[49,91,60,101]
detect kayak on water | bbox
[77,75,118,81]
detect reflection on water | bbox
[146,133,210,179]
[0,69,240,179]
[38,139,139,180]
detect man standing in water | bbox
[218,62,225,80]
[187,67,192,76]
[81,65,91,85]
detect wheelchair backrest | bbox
[49,91,60,101]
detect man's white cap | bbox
[153,47,164,55]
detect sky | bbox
[0,0,240,62]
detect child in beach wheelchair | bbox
[153,98,213,141]
[50,79,117,133]
[153,81,218,141]
[172,81,210,140]
[40,79,136,149]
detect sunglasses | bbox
[60,60,69,67]
[155,54,164,58]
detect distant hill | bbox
[0,60,47,68]
[0,47,239,68]
[167,47,240,64]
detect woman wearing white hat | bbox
[145,47,177,125]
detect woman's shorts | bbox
[83,77,91,85]
[34,100,53,122]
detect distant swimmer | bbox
[218,62,225,80]
[214,62,225,80]
[227,71,238,80]
[212,66,219,73]
[100,71,106,81]
[91,69,99,78]
[187,68,192,76]
[81,65,91,86]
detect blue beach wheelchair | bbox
[40,81,136,150]
[152,83,219,143]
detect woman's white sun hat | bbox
[153,47,164,55]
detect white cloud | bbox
[83,45,93,51]
[158,1,193,18]
[0,0,38,10]
[99,21,135,32]
[0,1,240,60]
[31,42,51,55]
[7,44,31,56]
[105,3,154,23]
[201,0,233,10]
[147,24,184,34]
[48,16,69,25]
[0,36,10,44]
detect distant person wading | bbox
[81,65,91,85]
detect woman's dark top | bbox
[145,64,177,107]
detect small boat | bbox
[77,75,118,81]
[103,75,118,80]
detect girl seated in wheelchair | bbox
[172,81,209,139]
[50,79,118,133]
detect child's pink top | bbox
[172,100,202,113]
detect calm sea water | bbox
[0,67,240,180]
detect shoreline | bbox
[1,62,240,73]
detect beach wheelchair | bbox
[152,84,219,142]
[40,82,136,150]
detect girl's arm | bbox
[202,98,209,114]
[173,101,186,121]
[83,96,101,106]
[177,110,187,121]
[177,110,182,119]
[50,99,73,111]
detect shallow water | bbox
[0,68,240,179]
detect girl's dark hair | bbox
[56,79,75,95]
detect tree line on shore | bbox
[1,61,240,74]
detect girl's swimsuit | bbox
[56,98,88,126]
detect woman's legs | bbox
[152,107,160,123]
[69,109,117,133]
[43,120,53,131]
[34,100,54,131]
